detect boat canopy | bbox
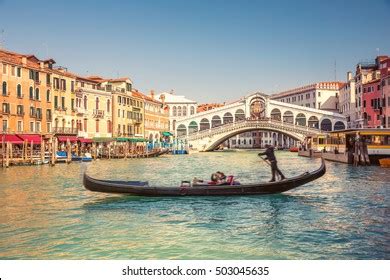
[93,137,114,143]
[78,138,93,143]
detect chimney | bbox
[150,90,155,99]
[347,71,352,81]
[40,61,44,69]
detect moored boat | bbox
[379,158,390,168]
[289,147,299,152]
[83,159,326,196]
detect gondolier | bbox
[258,145,286,182]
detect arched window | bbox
[84,95,87,109]
[107,99,110,112]
[96,97,99,110]
[46,90,51,102]
[17,84,22,98]
[177,106,182,116]
[29,87,34,100]
[190,106,195,115]
[2,82,6,96]
[35,88,40,100]
[107,120,112,133]
[172,106,177,116]
[183,106,187,116]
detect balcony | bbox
[93,109,105,118]
[34,80,41,85]
[1,110,10,115]
[17,111,25,116]
[75,107,86,115]
[52,127,78,134]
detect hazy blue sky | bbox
[1,0,390,103]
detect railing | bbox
[93,109,105,118]
[178,118,323,141]
[52,127,78,134]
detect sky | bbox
[1,0,390,103]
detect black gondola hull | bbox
[83,159,326,196]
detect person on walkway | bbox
[258,145,285,182]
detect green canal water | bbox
[0,151,389,259]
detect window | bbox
[107,99,110,112]
[29,87,34,99]
[173,106,177,116]
[47,123,51,133]
[60,79,66,90]
[17,121,23,132]
[107,120,112,133]
[2,103,10,113]
[177,106,182,116]
[17,67,21,77]
[71,81,74,92]
[318,102,321,108]
[2,81,7,96]
[11,66,15,76]
[183,106,187,116]
[54,96,58,108]
[46,90,51,102]
[53,78,59,89]
[30,122,34,132]
[36,122,41,132]
[84,119,87,132]
[95,97,99,110]
[17,105,24,115]
[2,63,7,74]
[2,120,8,132]
[71,98,74,111]
[118,109,120,117]
[46,74,51,84]
[363,100,366,108]
[84,95,87,109]
[35,88,40,100]
[17,84,22,98]
[29,106,35,117]
[61,97,65,109]
[46,109,52,121]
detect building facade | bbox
[1,49,53,134]
[338,72,356,128]
[141,90,169,142]
[74,76,112,139]
[50,67,78,136]
[155,91,197,132]
[380,57,390,128]
[271,82,343,112]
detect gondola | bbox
[83,158,326,196]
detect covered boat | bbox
[83,159,326,196]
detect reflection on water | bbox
[0,151,389,259]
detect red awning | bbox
[1,134,24,144]
[78,138,93,143]
[57,135,78,142]
[17,134,42,144]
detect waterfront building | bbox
[0,49,53,134]
[74,76,112,139]
[271,82,343,112]
[380,57,390,128]
[362,78,382,128]
[154,91,197,132]
[50,67,78,136]
[87,76,145,139]
[140,90,169,143]
[338,72,356,128]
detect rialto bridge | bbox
[175,92,347,151]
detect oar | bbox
[258,155,280,180]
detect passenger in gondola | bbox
[210,171,227,184]
[258,145,285,182]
